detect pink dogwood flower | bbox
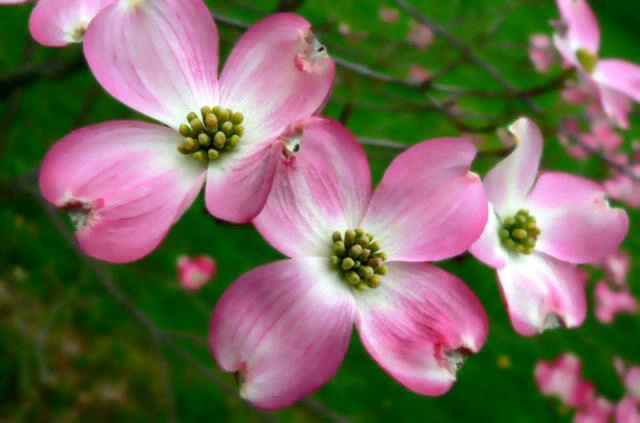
[553,0,640,128]
[574,397,615,423]
[39,3,334,263]
[529,33,555,73]
[601,249,631,286]
[534,353,595,407]
[407,20,433,49]
[616,396,640,423]
[594,281,638,324]
[177,255,217,291]
[0,0,112,46]
[378,7,400,23]
[604,167,640,209]
[209,118,489,410]
[470,117,628,335]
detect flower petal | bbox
[484,117,542,216]
[594,59,640,102]
[209,258,355,410]
[526,172,628,264]
[534,353,595,407]
[219,13,334,143]
[496,253,587,336]
[254,118,371,258]
[469,204,509,269]
[361,138,487,262]
[355,262,488,396]
[204,142,281,224]
[29,0,111,46]
[83,0,219,127]
[597,85,632,129]
[556,0,600,54]
[39,121,205,263]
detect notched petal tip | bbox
[62,198,100,231]
[542,313,567,332]
[295,30,331,74]
[444,347,473,377]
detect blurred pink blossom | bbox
[600,249,630,286]
[574,397,614,423]
[616,396,640,423]
[554,0,640,128]
[408,64,430,83]
[177,255,217,291]
[529,33,555,73]
[604,166,640,209]
[379,7,400,23]
[535,353,595,407]
[594,281,638,324]
[407,20,433,49]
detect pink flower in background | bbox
[616,396,640,423]
[408,64,430,83]
[625,369,640,402]
[574,397,615,423]
[470,117,628,336]
[378,7,400,23]
[39,2,334,263]
[0,0,112,46]
[529,33,555,73]
[554,0,640,128]
[209,118,489,410]
[535,353,595,407]
[177,255,217,291]
[604,167,640,209]
[601,250,631,286]
[594,282,638,324]
[407,20,433,49]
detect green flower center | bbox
[177,106,244,162]
[498,209,540,255]
[330,228,387,291]
[576,48,597,74]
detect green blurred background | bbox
[1,0,639,421]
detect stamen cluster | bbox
[330,229,387,291]
[177,106,245,162]
[499,209,540,254]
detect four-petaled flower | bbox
[209,117,489,410]
[553,0,640,128]
[39,0,334,263]
[470,117,628,335]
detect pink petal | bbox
[496,253,587,336]
[254,118,371,258]
[594,281,638,324]
[39,121,205,263]
[534,353,595,407]
[83,0,219,127]
[556,0,600,54]
[604,168,640,208]
[204,142,281,223]
[29,0,112,46]
[616,396,640,423]
[626,368,640,402]
[469,204,509,269]
[362,138,487,262]
[355,262,488,396]
[594,59,640,102]
[526,172,628,264]
[575,397,615,423]
[209,258,355,410]
[0,0,31,4]
[597,85,632,129]
[484,117,542,216]
[378,7,400,23]
[177,255,217,291]
[601,249,630,286]
[219,13,334,145]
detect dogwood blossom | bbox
[209,118,489,410]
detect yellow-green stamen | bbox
[177,106,244,163]
[576,48,597,74]
[330,229,387,291]
[499,209,540,255]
